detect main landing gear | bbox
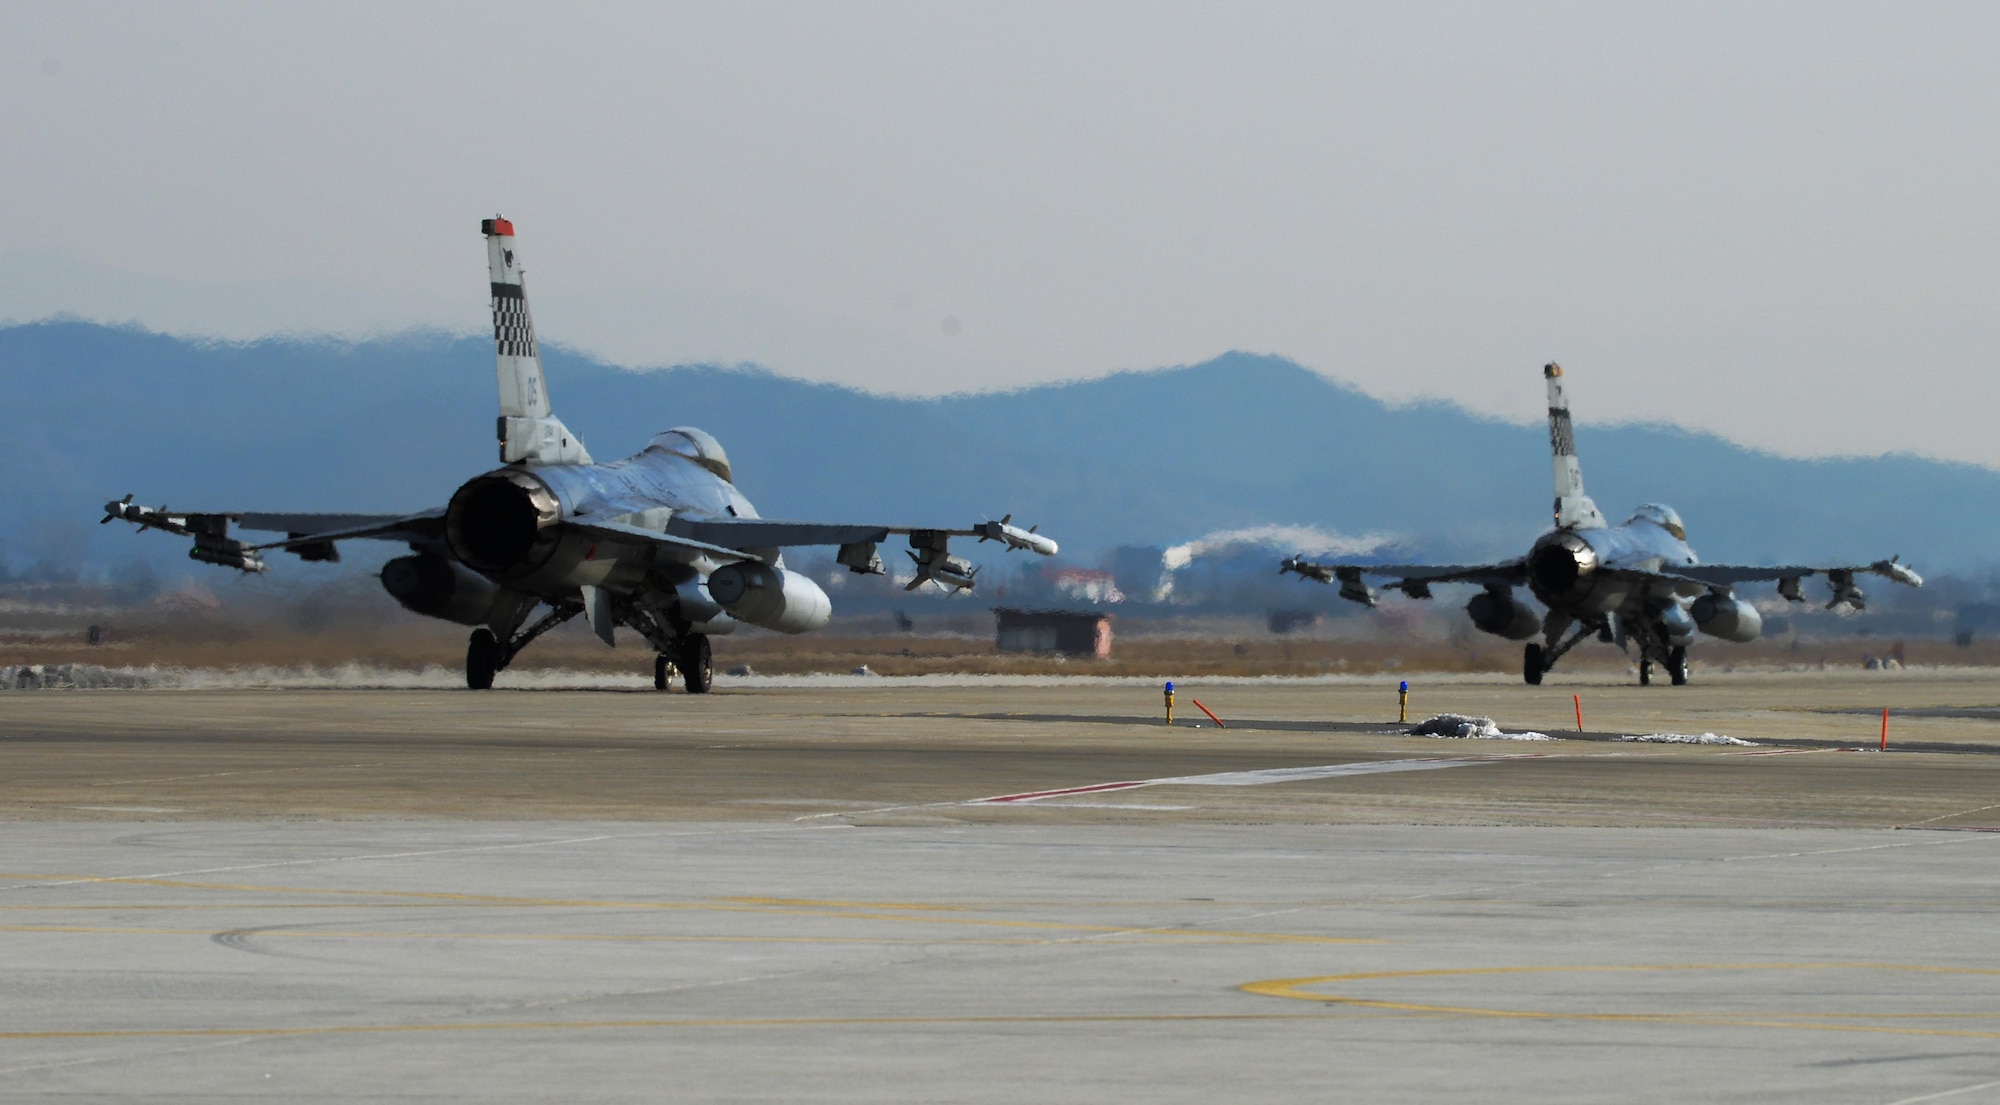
[467,628,501,691]
[463,599,714,694]
[1521,619,1621,686]
[464,601,580,690]
[1525,617,1692,688]
[1639,647,1689,687]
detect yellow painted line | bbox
[715,896,967,912]
[0,1012,1353,1042]
[0,923,1321,947]
[1243,963,2000,1039]
[0,874,1377,945]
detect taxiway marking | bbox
[0,1012,1354,1043]
[1244,962,2000,1039]
[0,876,1378,945]
[974,757,1499,804]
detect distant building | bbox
[995,608,1113,658]
[1267,609,1321,635]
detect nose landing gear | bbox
[650,635,713,693]
[680,634,713,694]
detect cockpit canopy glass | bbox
[649,427,733,483]
[1629,503,1686,541]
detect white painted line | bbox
[973,758,1497,804]
[1029,803,1197,811]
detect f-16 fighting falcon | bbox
[1281,364,1921,686]
[103,217,1058,693]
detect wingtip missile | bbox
[101,496,189,536]
[101,496,265,572]
[1277,557,1375,604]
[975,517,1058,556]
[1279,555,1336,585]
[1873,556,1923,589]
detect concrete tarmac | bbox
[4,674,2000,1101]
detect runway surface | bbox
[4,673,2000,1101]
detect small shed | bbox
[995,608,1113,659]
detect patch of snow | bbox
[1619,732,1759,746]
[1407,713,1555,741]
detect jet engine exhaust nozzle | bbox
[1528,532,1599,600]
[445,470,561,573]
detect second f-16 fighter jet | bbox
[104,216,1058,692]
[1281,363,1920,686]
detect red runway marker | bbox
[1881,707,1889,751]
[1573,694,1583,733]
[1191,699,1226,728]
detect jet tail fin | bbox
[1544,363,1605,529]
[482,217,590,466]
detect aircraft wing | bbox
[101,498,446,572]
[670,516,1058,553]
[569,520,760,564]
[240,510,446,546]
[670,514,1059,591]
[1280,556,1528,602]
[667,519,895,549]
[1672,558,1922,608]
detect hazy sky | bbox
[5,3,1997,464]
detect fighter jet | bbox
[1280,363,1921,686]
[103,216,1058,692]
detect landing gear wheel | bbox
[1667,646,1689,686]
[654,653,675,692]
[680,634,713,694]
[1522,643,1545,686]
[466,628,500,690]
[1638,660,1652,687]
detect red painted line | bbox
[978,780,1150,804]
[1190,699,1226,728]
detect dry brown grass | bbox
[7,604,1995,680]
[4,575,1987,678]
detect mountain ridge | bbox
[5,321,1994,579]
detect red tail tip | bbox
[481,217,516,238]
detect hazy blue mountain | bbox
[5,320,1996,579]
